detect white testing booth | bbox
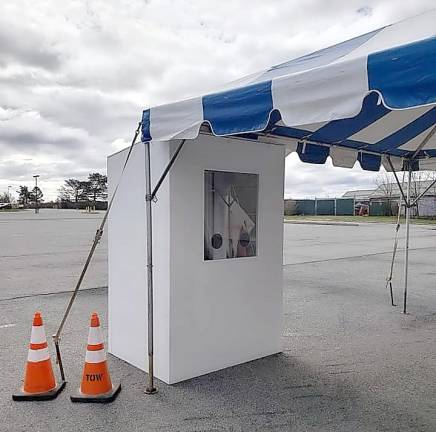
[108,11,436,384]
[108,134,285,384]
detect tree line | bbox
[16,185,43,205]
[58,173,107,205]
[2,173,108,207]
[0,186,44,205]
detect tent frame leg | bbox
[410,177,436,207]
[143,139,186,395]
[385,170,406,307]
[388,281,395,307]
[387,156,436,314]
[403,166,412,314]
[386,204,401,307]
[387,157,409,204]
[387,157,415,314]
[144,141,156,395]
[397,126,436,313]
[387,158,414,314]
[51,122,142,384]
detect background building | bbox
[285,180,436,217]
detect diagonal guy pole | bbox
[52,122,142,382]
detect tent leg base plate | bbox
[70,383,121,403]
[13,380,66,401]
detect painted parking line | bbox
[0,323,16,329]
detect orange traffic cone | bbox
[13,312,66,401]
[71,312,120,403]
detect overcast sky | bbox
[0,0,434,201]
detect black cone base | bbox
[70,382,121,403]
[13,380,66,401]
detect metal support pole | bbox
[411,177,436,207]
[403,166,412,314]
[151,140,186,200]
[141,138,186,395]
[387,157,409,205]
[411,125,436,159]
[144,141,157,394]
[52,122,141,383]
[35,176,38,214]
[386,196,403,306]
[385,169,406,307]
[33,175,40,214]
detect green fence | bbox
[369,200,390,216]
[335,198,354,216]
[316,199,335,215]
[295,200,316,215]
[285,198,355,216]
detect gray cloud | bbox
[0,20,62,70]
[0,0,434,200]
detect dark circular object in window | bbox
[239,230,250,247]
[211,233,223,249]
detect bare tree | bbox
[410,170,436,217]
[374,172,395,216]
[0,192,10,203]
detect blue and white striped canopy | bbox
[142,10,436,171]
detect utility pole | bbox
[8,185,11,202]
[33,175,40,214]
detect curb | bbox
[284,220,359,227]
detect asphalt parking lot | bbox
[1,209,436,431]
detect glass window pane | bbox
[204,170,258,261]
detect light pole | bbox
[33,175,40,214]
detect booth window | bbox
[204,170,258,261]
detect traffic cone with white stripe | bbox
[13,311,66,401]
[71,312,120,403]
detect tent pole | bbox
[51,122,141,383]
[151,140,186,200]
[143,138,186,394]
[403,165,412,314]
[387,157,408,204]
[385,170,405,306]
[411,125,436,159]
[386,195,402,306]
[144,140,157,394]
[411,177,436,207]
